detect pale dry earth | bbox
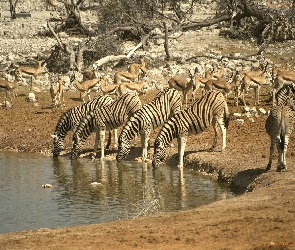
[1,4,295,250]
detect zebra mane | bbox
[149,87,171,103]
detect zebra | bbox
[152,90,230,168]
[52,95,113,157]
[70,93,142,160]
[275,84,295,110]
[116,88,182,163]
[265,105,295,172]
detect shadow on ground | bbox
[229,168,267,194]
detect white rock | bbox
[258,108,267,115]
[235,119,244,125]
[243,106,251,113]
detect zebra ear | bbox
[51,134,57,139]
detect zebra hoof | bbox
[276,164,287,172]
[266,164,271,171]
[208,147,214,152]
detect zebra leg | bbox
[266,137,276,171]
[277,135,289,172]
[141,130,151,162]
[99,130,106,159]
[210,116,227,151]
[105,130,112,149]
[132,134,138,147]
[209,118,218,151]
[177,136,187,168]
[113,129,118,150]
[93,130,100,157]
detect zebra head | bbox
[116,135,131,162]
[152,138,167,168]
[70,133,83,160]
[51,134,64,157]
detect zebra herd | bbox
[51,82,295,171]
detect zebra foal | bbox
[70,93,142,160]
[116,88,182,162]
[52,95,113,157]
[265,105,295,172]
[152,90,230,168]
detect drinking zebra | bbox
[275,84,295,110]
[265,105,295,172]
[116,88,182,162]
[70,93,142,159]
[52,95,113,157]
[152,90,229,168]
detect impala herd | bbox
[1,56,295,110]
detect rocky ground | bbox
[1,2,295,250]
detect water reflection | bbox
[0,151,234,234]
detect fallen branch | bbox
[92,42,143,70]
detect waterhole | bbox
[0,151,234,234]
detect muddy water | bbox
[0,151,234,234]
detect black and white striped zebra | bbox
[70,93,142,159]
[265,105,295,172]
[152,90,229,168]
[275,84,295,110]
[116,88,182,162]
[52,95,113,157]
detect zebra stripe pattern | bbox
[70,93,142,159]
[152,90,229,168]
[116,88,182,162]
[52,95,113,157]
[275,84,295,109]
[265,105,295,172]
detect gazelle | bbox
[212,65,224,80]
[191,69,214,100]
[100,75,118,96]
[81,69,100,100]
[15,60,44,87]
[0,77,18,104]
[168,69,196,107]
[275,70,295,90]
[203,77,235,96]
[70,74,100,102]
[114,57,146,84]
[118,78,147,96]
[240,72,267,106]
[50,75,65,108]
